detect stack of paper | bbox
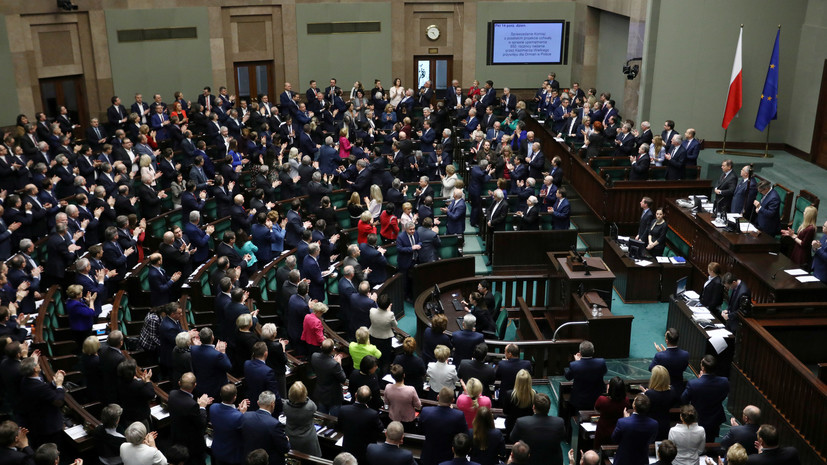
[784,269,808,276]
[739,222,758,233]
[706,328,732,338]
[656,256,670,263]
[796,275,821,283]
[150,405,169,421]
[683,290,700,300]
[64,424,87,440]
[635,260,653,267]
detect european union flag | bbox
[755,29,780,131]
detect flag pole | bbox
[764,121,771,157]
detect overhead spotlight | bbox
[57,0,78,11]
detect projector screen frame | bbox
[486,19,569,66]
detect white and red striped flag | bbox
[722,27,743,129]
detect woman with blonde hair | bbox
[503,369,535,437]
[282,381,321,456]
[348,326,382,370]
[644,364,676,439]
[400,201,417,226]
[650,135,666,166]
[782,205,817,266]
[301,302,328,354]
[441,164,458,191]
[357,210,377,244]
[338,127,352,159]
[366,184,383,219]
[139,154,159,185]
[347,191,365,222]
[457,377,492,427]
[426,344,458,399]
[380,103,397,131]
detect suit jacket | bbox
[487,200,508,231]
[714,170,738,214]
[18,377,65,435]
[210,403,245,464]
[45,232,76,279]
[359,244,388,287]
[509,414,566,465]
[445,198,466,235]
[755,188,781,235]
[190,344,231,398]
[148,266,175,307]
[731,177,757,215]
[310,352,347,406]
[564,357,608,410]
[457,359,496,397]
[637,209,655,240]
[519,205,540,231]
[720,423,759,455]
[99,344,126,403]
[629,153,650,181]
[649,347,689,395]
[419,405,469,465]
[0,445,34,465]
[451,329,484,367]
[680,374,729,431]
[339,403,384,464]
[395,230,420,271]
[550,197,571,230]
[700,276,725,313]
[814,235,827,283]
[243,359,282,414]
[495,358,532,393]
[746,447,800,465]
[241,409,291,465]
[302,255,325,301]
[416,226,441,263]
[726,281,751,333]
[366,442,416,465]
[665,145,687,180]
[168,389,208,458]
[611,413,659,465]
[684,139,700,165]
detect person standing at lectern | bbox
[713,159,737,214]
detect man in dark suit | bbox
[467,161,491,229]
[628,144,651,181]
[681,355,729,442]
[683,128,701,166]
[17,357,65,449]
[485,189,508,265]
[713,159,738,214]
[636,197,655,241]
[495,343,533,393]
[348,282,377,336]
[359,235,388,288]
[137,175,166,219]
[284,199,309,250]
[731,166,757,215]
[99,331,126,404]
[209,384,249,465]
[158,303,184,376]
[241,390,291,465]
[366,421,415,465]
[107,96,128,130]
[722,273,751,334]
[339,385,384,464]
[419,388,469,465]
[549,188,570,230]
[302,243,327,301]
[633,121,654,147]
[661,120,677,145]
[564,340,607,411]
[287,282,310,349]
[396,222,421,298]
[0,420,34,465]
[720,405,761,456]
[44,223,80,289]
[752,180,780,235]
[324,79,341,103]
[244,342,282,414]
[147,253,182,308]
[748,424,800,465]
[664,135,687,180]
[509,393,565,465]
[457,343,496,397]
[452,314,485,367]
[649,328,690,397]
[168,372,212,465]
[310,339,347,416]
[515,196,540,231]
[611,394,659,465]
[190,328,231,399]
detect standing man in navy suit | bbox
[241,391,291,465]
[664,135,687,180]
[731,166,757,215]
[209,384,250,465]
[339,386,384,465]
[661,120,677,145]
[451,314,484,367]
[17,357,65,449]
[147,253,182,308]
[107,96,128,130]
[649,328,690,397]
[564,340,607,411]
[722,273,751,335]
[681,355,729,442]
[443,188,466,235]
[752,180,780,235]
[611,394,659,465]
[190,327,231,399]
[366,421,416,465]
[168,372,212,465]
[713,159,738,214]
[244,342,283,413]
[302,243,329,302]
[495,343,532,393]
[683,128,701,166]
[418,388,469,465]
[549,188,570,230]
[396,222,421,300]
[509,394,566,465]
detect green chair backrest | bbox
[791,195,815,232]
[139,266,151,292]
[773,186,788,220]
[666,229,690,258]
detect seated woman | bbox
[392,337,427,397]
[502,369,534,438]
[647,207,668,257]
[282,381,321,457]
[349,326,382,371]
[593,376,631,450]
[427,344,458,400]
[422,313,452,364]
[93,403,127,465]
[462,292,496,335]
[470,406,507,465]
[457,378,492,428]
[383,364,421,433]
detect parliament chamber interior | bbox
[0,1,826,465]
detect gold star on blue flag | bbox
[755,30,779,131]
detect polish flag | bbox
[722,28,743,129]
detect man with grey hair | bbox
[629,142,651,181]
[241,391,290,465]
[302,242,328,301]
[137,172,167,218]
[443,187,466,235]
[74,256,109,314]
[333,453,358,465]
[365,421,414,465]
[485,188,508,265]
[343,244,369,283]
[338,265,357,336]
[614,122,635,157]
[452,313,484,366]
[664,134,686,180]
[396,221,421,300]
[515,195,540,231]
[633,120,653,147]
[184,210,214,265]
[564,340,607,411]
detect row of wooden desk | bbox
[601,237,691,303]
[664,198,827,303]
